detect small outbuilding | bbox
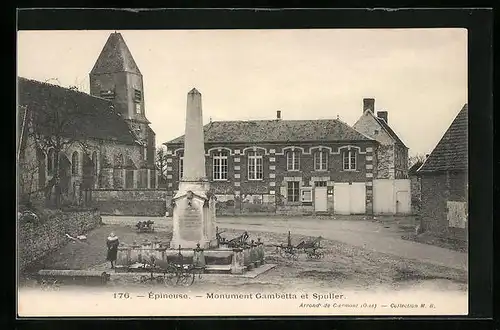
[417,104,468,241]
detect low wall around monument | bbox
[91,189,171,216]
[215,194,277,215]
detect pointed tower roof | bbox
[90,32,141,75]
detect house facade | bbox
[353,98,411,214]
[17,32,158,208]
[417,104,468,241]
[164,112,379,216]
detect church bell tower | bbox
[89,32,150,141]
[89,32,156,189]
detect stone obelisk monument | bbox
[170,88,217,249]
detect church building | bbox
[18,32,157,206]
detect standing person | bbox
[106,232,119,268]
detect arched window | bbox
[314,150,328,171]
[114,153,124,168]
[247,151,263,180]
[212,152,228,180]
[343,149,357,171]
[92,151,98,175]
[47,149,56,175]
[286,150,300,171]
[71,151,79,175]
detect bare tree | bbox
[408,153,427,169]
[155,145,168,187]
[22,100,92,207]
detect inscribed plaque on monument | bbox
[179,204,202,241]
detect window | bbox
[92,151,98,175]
[343,149,356,170]
[143,146,147,161]
[47,149,56,175]
[135,103,141,114]
[286,151,300,171]
[287,181,300,202]
[71,151,79,175]
[99,89,115,100]
[213,152,228,180]
[314,181,327,187]
[248,152,263,180]
[134,89,142,102]
[179,157,184,180]
[301,187,313,202]
[116,154,124,168]
[314,150,328,171]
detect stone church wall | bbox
[91,189,169,216]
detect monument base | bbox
[169,239,217,249]
[170,180,216,250]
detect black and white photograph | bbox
[16,16,472,316]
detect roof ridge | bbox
[166,117,375,145]
[18,76,114,105]
[417,104,468,173]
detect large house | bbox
[164,104,385,216]
[17,32,157,206]
[417,104,468,241]
[353,98,411,214]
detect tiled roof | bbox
[18,77,137,145]
[90,32,141,75]
[374,116,407,148]
[165,119,375,145]
[418,104,468,173]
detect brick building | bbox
[164,110,379,216]
[353,98,411,214]
[417,104,468,241]
[17,32,157,206]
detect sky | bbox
[17,29,467,156]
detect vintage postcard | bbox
[17,27,468,316]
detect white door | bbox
[396,190,410,214]
[333,183,350,215]
[314,187,328,212]
[350,182,366,214]
[373,179,394,214]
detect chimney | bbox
[377,111,388,124]
[363,98,375,113]
[276,110,282,120]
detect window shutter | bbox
[280,186,287,199]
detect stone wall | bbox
[375,144,394,179]
[410,175,421,214]
[420,171,467,241]
[394,144,409,179]
[214,194,276,215]
[91,189,170,216]
[18,208,102,271]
